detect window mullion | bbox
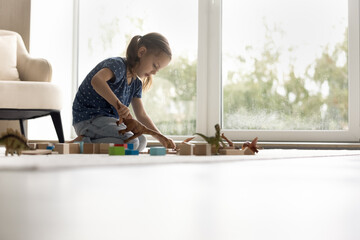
[198,0,222,136]
[196,0,209,135]
[348,0,360,140]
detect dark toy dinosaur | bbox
[0,129,31,156]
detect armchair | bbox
[0,30,64,143]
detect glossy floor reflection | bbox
[0,154,359,240]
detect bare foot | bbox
[67,135,84,143]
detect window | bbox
[30,0,359,142]
[78,0,198,136]
[223,0,348,131]
[202,0,360,142]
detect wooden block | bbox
[37,143,52,149]
[69,143,80,154]
[28,143,37,149]
[166,149,177,154]
[125,149,139,155]
[179,143,194,155]
[94,143,101,154]
[100,143,113,154]
[150,147,166,156]
[22,149,53,155]
[109,146,125,155]
[211,145,218,154]
[114,144,127,148]
[46,145,55,150]
[219,148,245,155]
[194,143,211,156]
[223,146,235,149]
[54,143,69,154]
[74,141,84,153]
[83,143,95,154]
[243,147,255,155]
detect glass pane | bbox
[78,0,197,135]
[222,0,348,130]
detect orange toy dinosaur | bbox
[242,137,260,153]
[221,133,234,148]
[117,118,174,149]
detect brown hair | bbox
[126,32,172,91]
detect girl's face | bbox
[136,47,171,79]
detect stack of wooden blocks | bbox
[27,142,140,155]
[178,142,255,155]
[109,143,139,155]
[178,142,211,156]
[26,141,256,156]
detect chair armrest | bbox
[17,56,52,82]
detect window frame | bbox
[198,0,360,142]
[70,0,359,142]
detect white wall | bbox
[29,0,74,140]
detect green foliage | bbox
[141,57,197,135]
[157,56,197,102]
[223,27,348,130]
[92,15,348,134]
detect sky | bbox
[222,0,348,83]
[78,0,347,85]
[78,0,198,81]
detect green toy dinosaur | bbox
[194,124,226,154]
[0,129,31,156]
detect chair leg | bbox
[50,111,65,143]
[19,119,26,137]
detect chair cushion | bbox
[0,81,62,110]
[0,35,20,81]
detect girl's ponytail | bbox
[126,35,142,77]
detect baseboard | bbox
[147,140,360,150]
[28,139,360,150]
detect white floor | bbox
[0,148,359,240]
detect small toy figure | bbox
[117,118,175,149]
[242,137,260,153]
[191,124,260,155]
[194,124,226,154]
[0,128,31,156]
[221,133,234,148]
[182,136,195,144]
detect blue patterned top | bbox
[72,57,142,125]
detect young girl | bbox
[72,32,175,151]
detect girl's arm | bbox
[91,68,131,119]
[131,97,160,133]
[131,97,176,148]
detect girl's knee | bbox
[127,135,146,151]
[137,135,147,151]
[127,137,140,150]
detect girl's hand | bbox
[159,136,176,149]
[116,100,131,123]
[168,138,176,149]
